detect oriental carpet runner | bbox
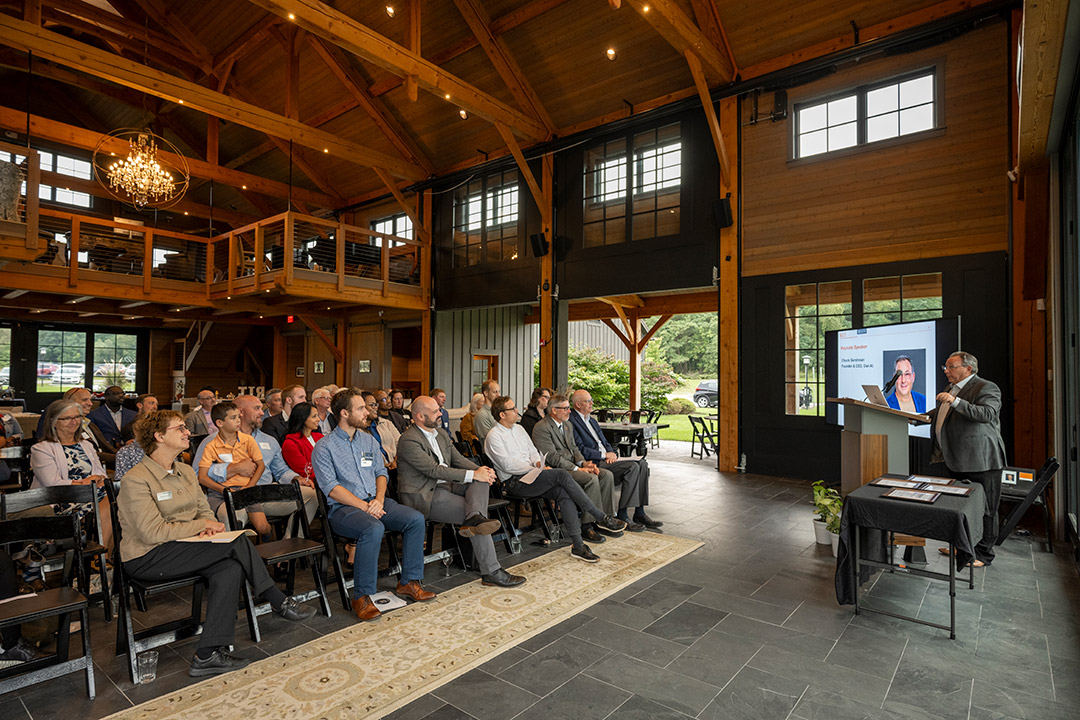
[104,531,702,720]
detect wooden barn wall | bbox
[740,21,1009,276]
[348,324,386,390]
[567,320,630,361]
[432,306,539,409]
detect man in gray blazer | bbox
[397,396,526,588]
[532,394,644,540]
[930,351,1007,567]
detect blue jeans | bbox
[327,497,425,598]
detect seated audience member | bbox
[0,409,23,486]
[119,411,314,678]
[569,390,661,529]
[311,387,335,435]
[472,380,500,441]
[262,384,306,446]
[184,387,217,436]
[520,387,551,436]
[114,441,145,483]
[484,396,627,563]
[263,388,283,420]
[1,549,49,665]
[431,388,451,433]
[88,385,136,447]
[280,401,323,481]
[44,388,116,466]
[459,393,484,444]
[533,394,643,541]
[375,389,409,434]
[312,388,435,621]
[195,402,270,536]
[201,395,318,532]
[397,396,526,588]
[363,392,400,468]
[390,390,412,425]
[29,399,113,550]
[120,393,159,445]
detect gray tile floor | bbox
[4,441,1079,720]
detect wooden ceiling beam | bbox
[372,167,429,244]
[686,50,732,187]
[0,15,426,184]
[1017,0,1068,170]
[453,0,555,135]
[0,49,144,109]
[307,36,434,175]
[297,314,343,364]
[620,0,733,84]
[524,290,718,323]
[212,16,280,75]
[688,0,739,78]
[494,122,549,229]
[0,106,338,208]
[245,0,549,141]
[597,294,644,309]
[406,0,420,102]
[128,0,215,73]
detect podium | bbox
[827,398,930,494]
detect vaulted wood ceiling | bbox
[0,0,971,229]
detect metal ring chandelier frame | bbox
[92,128,190,210]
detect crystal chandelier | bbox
[93,129,189,209]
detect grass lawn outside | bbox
[656,413,716,442]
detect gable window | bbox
[584,122,682,247]
[0,149,93,209]
[371,212,413,248]
[452,169,520,267]
[794,69,938,160]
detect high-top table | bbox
[597,422,669,458]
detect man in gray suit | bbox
[397,396,526,588]
[532,394,644,540]
[930,351,1007,567]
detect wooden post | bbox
[335,319,347,388]
[539,153,555,388]
[272,326,288,388]
[628,310,641,410]
[717,96,739,472]
[420,189,433,394]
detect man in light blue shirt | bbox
[312,388,435,621]
[193,395,317,533]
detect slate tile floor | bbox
[4,442,1079,720]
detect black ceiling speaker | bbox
[530,232,549,257]
[554,235,573,261]
[714,193,734,229]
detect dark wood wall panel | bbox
[741,21,1009,276]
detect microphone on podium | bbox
[881,370,902,396]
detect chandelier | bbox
[93,129,189,209]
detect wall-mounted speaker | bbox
[530,232,549,257]
[714,193,734,229]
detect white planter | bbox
[813,519,832,545]
[830,531,839,557]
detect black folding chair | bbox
[0,445,32,491]
[103,481,208,684]
[0,515,95,698]
[997,457,1059,551]
[223,481,332,641]
[689,415,718,459]
[1,484,112,621]
[473,445,560,546]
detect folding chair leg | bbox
[496,505,521,554]
[309,557,332,617]
[56,610,72,661]
[100,561,112,623]
[81,606,96,699]
[242,582,261,643]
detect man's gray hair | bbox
[950,351,978,374]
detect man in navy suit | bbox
[87,385,136,447]
[432,388,451,434]
[569,390,661,529]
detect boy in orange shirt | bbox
[197,402,270,536]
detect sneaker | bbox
[597,515,628,533]
[0,638,49,669]
[189,647,251,677]
[571,544,599,563]
[581,526,607,543]
[275,596,316,621]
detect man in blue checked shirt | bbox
[193,395,317,534]
[312,387,435,621]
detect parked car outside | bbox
[55,364,85,385]
[0,367,8,385]
[37,362,59,378]
[693,379,718,408]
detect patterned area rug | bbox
[104,531,702,720]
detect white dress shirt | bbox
[418,424,473,483]
[484,423,543,481]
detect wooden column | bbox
[420,189,433,394]
[717,96,739,472]
[335,319,347,388]
[539,153,555,388]
[272,326,288,388]
[628,310,641,410]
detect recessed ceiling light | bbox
[643,5,650,11]
[385,5,395,17]
[444,93,451,100]
[183,211,188,215]
[606,48,617,61]
[288,13,295,20]
[459,110,468,119]
[323,148,329,153]
[242,185,247,189]
[178,99,184,104]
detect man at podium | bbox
[886,355,927,413]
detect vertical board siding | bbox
[567,320,630,361]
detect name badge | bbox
[218,453,233,463]
[156,491,173,501]
[360,452,374,468]
[259,442,271,450]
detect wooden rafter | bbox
[637,314,672,353]
[686,50,732,187]
[245,0,549,141]
[620,0,733,84]
[494,122,549,230]
[600,318,631,349]
[212,16,280,75]
[373,167,430,244]
[688,0,738,78]
[597,295,644,309]
[0,14,427,183]
[298,314,344,364]
[1017,0,1069,170]
[453,0,555,135]
[406,0,419,102]
[128,0,214,73]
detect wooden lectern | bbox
[827,398,930,494]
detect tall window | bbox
[584,122,682,247]
[785,282,852,416]
[452,169,520,267]
[0,326,10,391]
[371,212,413,248]
[795,69,938,159]
[0,149,93,208]
[93,333,138,392]
[863,273,943,327]
[38,330,87,393]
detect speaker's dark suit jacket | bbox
[930,374,1007,473]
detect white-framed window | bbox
[371,213,413,248]
[0,149,93,208]
[452,169,520,267]
[794,69,938,160]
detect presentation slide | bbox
[826,318,959,438]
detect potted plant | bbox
[811,481,842,546]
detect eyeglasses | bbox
[942,364,963,371]
[57,415,82,422]
[581,399,594,405]
[197,396,214,401]
[165,424,190,433]
[550,405,570,411]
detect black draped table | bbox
[834,480,984,638]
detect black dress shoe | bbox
[189,648,251,677]
[582,526,607,543]
[459,513,501,537]
[275,596,316,621]
[633,512,663,528]
[623,520,647,532]
[481,568,527,587]
[597,515,628,533]
[571,544,599,563]
[595,523,623,538]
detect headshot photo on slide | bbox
[883,349,927,414]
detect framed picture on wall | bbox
[295,367,305,377]
[358,360,371,373]
[313,361,324,374]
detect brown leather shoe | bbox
[395,580,436,602]
[351,595,381,621]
